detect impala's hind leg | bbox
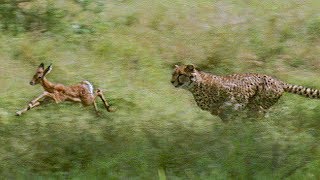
[95,89,114,112]
[92,98,102,116]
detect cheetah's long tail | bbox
[284,83,320,98]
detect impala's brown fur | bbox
[16,63,114,116]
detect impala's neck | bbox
[40,77,56,93]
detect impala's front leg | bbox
[30,91,50,104]
[16,101,41,116]
[16,91,57,116]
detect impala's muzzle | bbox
[30,75,42,86]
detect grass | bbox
[1,0,320,179]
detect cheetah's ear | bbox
[186,64,195,72]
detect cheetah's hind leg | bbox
[247,106,267,120]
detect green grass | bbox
[1,0,320,179]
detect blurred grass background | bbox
[1,0,320,179]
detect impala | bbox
[16,63,114,116]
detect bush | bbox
[0,1,65,34]
[307,17,320,40]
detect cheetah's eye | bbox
[178,74,188,82]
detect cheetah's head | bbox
[171,64,197,89]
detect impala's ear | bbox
[39,63,45,69]
[186,64,195,72]
[174,65,179,68]
[43,63,52,77]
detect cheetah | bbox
[171,64,320,122]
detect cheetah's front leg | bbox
[216,101,246,122]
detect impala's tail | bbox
[284,83,320,98]
[82,80,94,95]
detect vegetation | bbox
[1,0,320,179]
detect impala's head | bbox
[171,64,197,89]
[30,63,52,86]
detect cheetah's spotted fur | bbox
[171,64,320,121]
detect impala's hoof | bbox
[107,107,116,112]
[95,111,102,117]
